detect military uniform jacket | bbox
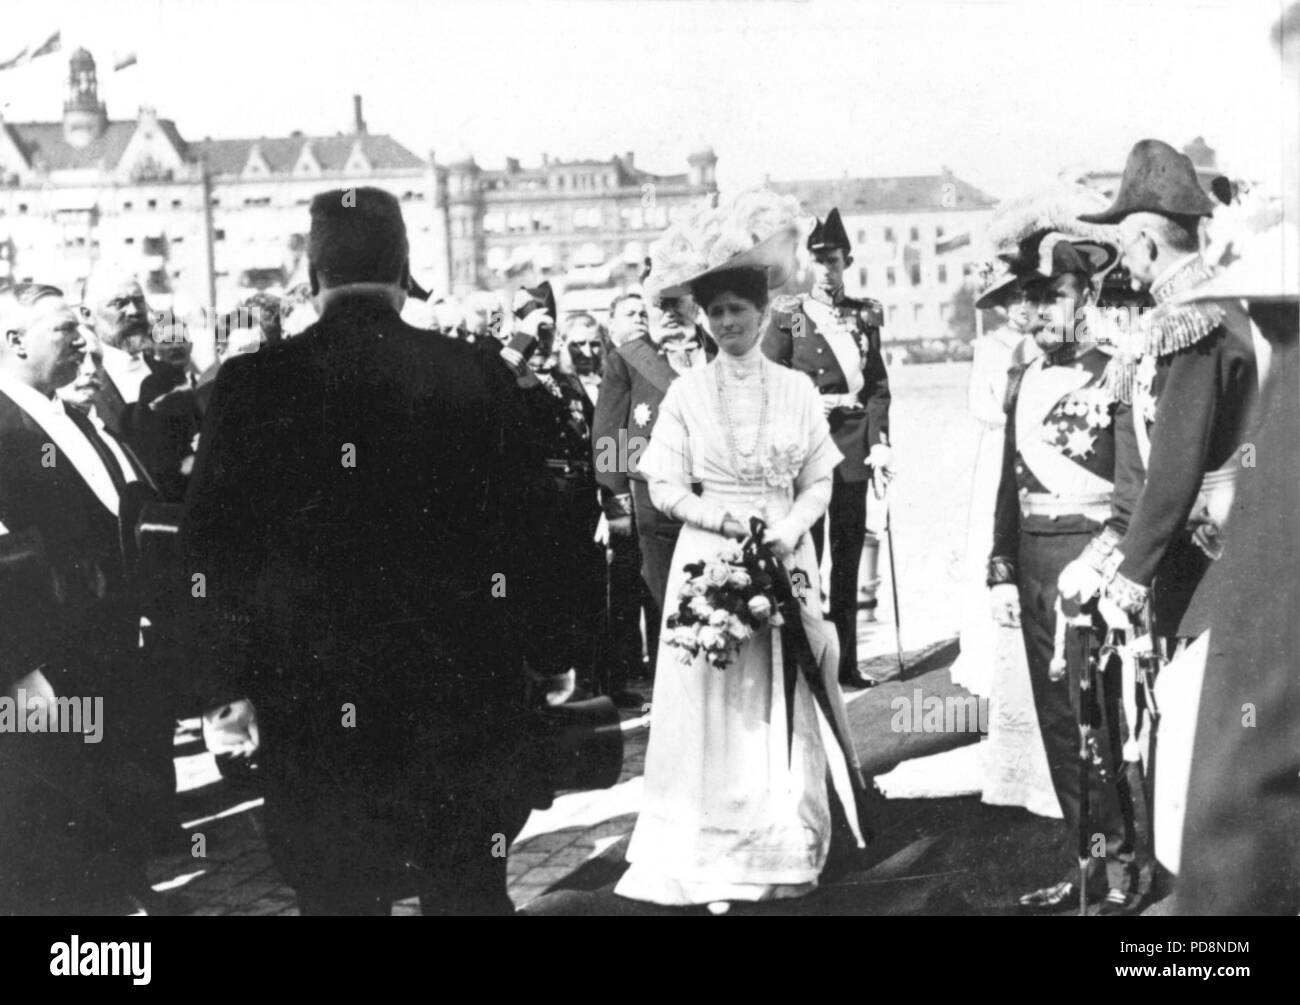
[1112,263,1257,599]
[990,346,1134,579]
[762,291,890,483]
[592,334,712,518]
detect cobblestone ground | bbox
[139,362,981,916]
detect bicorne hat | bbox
[807,207,851,254]
[513,281,557,322]
[1078,139,1217,225]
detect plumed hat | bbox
[976,183,1121,308]
[1078,139,1217,224]
[646,188,806,302]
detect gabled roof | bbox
[4,119,189,171]
[196,134,424,176]
[771,174,998,215]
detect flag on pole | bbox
[113,51,138,72]
[0,47,29,72]
[30,30,61,60]
[0,29,61,72]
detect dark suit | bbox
[182,295,574,914]
[593,336,702,615]
[764,290,891,677]
[0,387,161,912]
[1177,299,1299,915]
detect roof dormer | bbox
[242,142,272,179]
[293,140,322,177]
[344,139,372,175]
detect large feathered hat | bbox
[975,183,1121,309]
[645,189,807,302]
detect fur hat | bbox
[307,187,408,287]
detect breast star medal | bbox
[632,402,652,428]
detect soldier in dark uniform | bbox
[1070,140,1257,642]
[592,286,713,703]
[762,209,892,688]
[985,229,1148,915]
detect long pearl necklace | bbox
[714,354,769,499]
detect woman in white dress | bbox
[614,226,865,909]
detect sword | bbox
[1054,596,1104,917]
[880,477,906,680]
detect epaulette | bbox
[1140,300,1225,358]
[1098,349,1137,406]
[771,293,803,321]
[859,298,884,327]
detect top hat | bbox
[807,207,852,254]
[1078,139,1217,224]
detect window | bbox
[909,264,922,286]
[215,229,226,241]
[857,229,867,245]
[210,197,220,207]
[858,267,868,288]
[125,237,135,245]
[940,304,952,321]
[123,201,133,211]
[909,226,919,241]
[937,264,948,284]
[883,226,894,242]
[171,199,182,209]
[886,267,896,287]
[913,303,924,322]
[148,199,157,210]
[621,207,644,230]
[172,235,184,244]
[936,225,946,238]
[18,203,27,214]
[887,305,898,324]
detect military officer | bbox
[1066,140,1257,644]
[763,208,892,688]
[985,227,1147,915]
[592,284,713,702]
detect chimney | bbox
[624,150,634,167]
[353,94,367,135]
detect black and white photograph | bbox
[0,0,1295,947]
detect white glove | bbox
[593,513,610,547]
[867,443,893,471]
[763,517,804,560]
[990,584,1021,628]
[1057,557,1103,606]
[202,699,260,758]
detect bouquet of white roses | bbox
[664,524,784,670]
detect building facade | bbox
[0,49,438,311]
[771,172,999,343]
[439,147,718,294]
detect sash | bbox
[804,299,865,397]
[1014,360,1115,499]
[623,342,676,396]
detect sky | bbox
[1,0,1294,202]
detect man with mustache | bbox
[0,283,178,914]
